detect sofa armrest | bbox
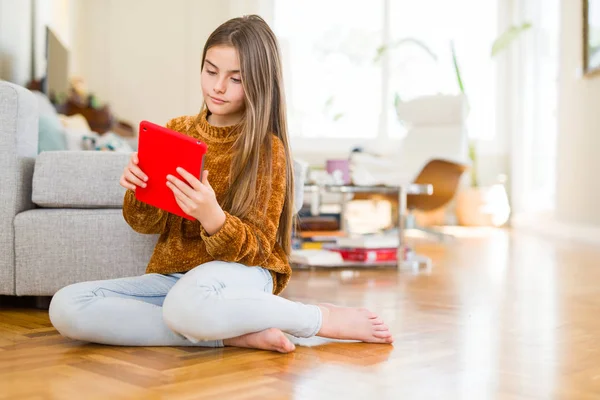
[0,81,39,294]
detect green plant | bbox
[452,22,532,187]
[323,96,344,122]
[449,41,477,186]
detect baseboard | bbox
[511,211,600,244]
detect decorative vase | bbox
[455,184,510,227]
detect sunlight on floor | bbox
[405,226,506,239]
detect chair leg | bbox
[405,212,417,229]
[415,226,454,241]
[405,211,454,242]
[388,210,454,242]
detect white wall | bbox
[71,0,272,128]
[555,0,600,226]
[0,0,32,86]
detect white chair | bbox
[395,94,470,179]
[351,94,470,187]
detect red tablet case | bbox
[135,120,208,221]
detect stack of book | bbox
[291,207,405,266]
[295,230,345,250]
[294,212,342,250]
[290,234,406,266]
[332,235,401,263]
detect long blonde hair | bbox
[201,15,294,256]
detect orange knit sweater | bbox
[122,110,291,295]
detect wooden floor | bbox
[2,228,600,399]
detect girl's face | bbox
[201,45,246,121]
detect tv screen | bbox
[44,26,69,101]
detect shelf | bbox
[291,254,432,272]
[303,183,433,196]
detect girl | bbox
[49,15,393,353]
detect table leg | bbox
[340,192,352,234]
[397,186,432,272]
[310,187,320,217]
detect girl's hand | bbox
[120,152,148,191]
[166,168,226,233]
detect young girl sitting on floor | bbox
[49,15,393,353]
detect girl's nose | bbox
[213,79,226,94]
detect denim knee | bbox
[49,283,92,340]
[162,282,226,341]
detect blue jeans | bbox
[49,261,322,347]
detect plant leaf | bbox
[394,92,402,108]
[491,22,532,57]
[450,41,465,95]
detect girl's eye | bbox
[231,78,241,84]
[206,70,217,75]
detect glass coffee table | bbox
[294,183,434,272]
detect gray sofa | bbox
[1,81,160,296]
[1,81,304,297]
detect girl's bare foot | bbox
[223,328,296,353]
[316,303,394,344]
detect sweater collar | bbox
[195,108,240,144]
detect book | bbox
[290,249,344,266]
[298,230,346,239]
[298,216,340,231]
[336,235,399,249]
[333,248,397,262]
[295,230,344,250]
[300,242,335,250]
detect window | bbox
[273,0,498,143]
[510,0,559,214]
[274,0,384,139]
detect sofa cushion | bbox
[38,112,68,152]
[31,90,68,153]
[33,151,130,208]
[15,209,157,295]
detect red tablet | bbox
[135,120,208,221]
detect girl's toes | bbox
[374,330,393,338]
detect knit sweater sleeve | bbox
[122,117,187,234]
[122,190,169,234]
[200,139,287,266]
